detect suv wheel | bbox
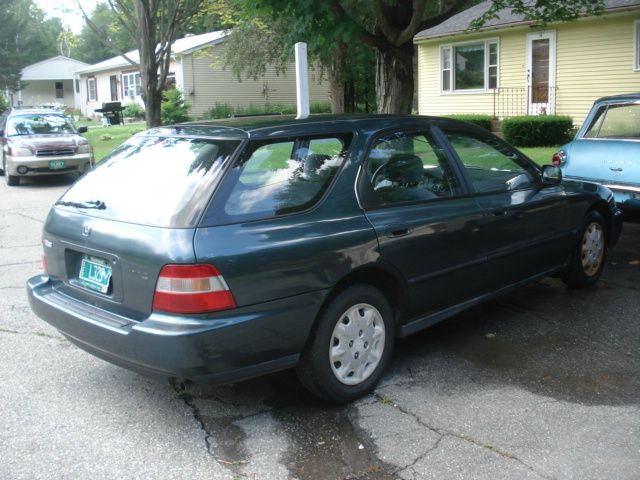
[297,284,394,403]
[3,156,19,186]
[562,210,606,288]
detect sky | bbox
[34,0,100,34]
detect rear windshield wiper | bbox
[56,200,107,210]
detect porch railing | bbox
[492,86,558,118]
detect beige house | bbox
[414,0,640,125]
[76,31,330,118]
[14,56,89,110]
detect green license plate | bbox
[78,256,112,293]
[49,160,66,170]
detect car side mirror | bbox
[0,129,4,137]
[78,126,88,134]
[541,164,562,187]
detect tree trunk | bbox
[375,42,414,114]
[327,43,347,114]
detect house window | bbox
[122,72,141,98]
[55,82,64,99]
[634,20,640,70]
[441,39,499,92]
[75,79,80,94]
[87,78,97,102]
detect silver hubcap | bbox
[329,303,385,386]
[581,222,604,277]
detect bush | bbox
[122,102,144,119]
[161,88,191,125]
[444,114,494,131]
[0,93,8,113]
[502,115,574,147]
[203,101,332,120]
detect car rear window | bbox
[583,103,640,139]
[56,135,240,228]
[203,134,351,225]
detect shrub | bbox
[0,93,8,112]
[203,102,332,120]
[502,115,574,147]
[444,114,494,131]
[161,88,191,125]
[122,102,144,119]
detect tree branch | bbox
[327,0,386,50]
[417,0,477,32]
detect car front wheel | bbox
[3,156,18,186]
[562,210,607,288]
[297,284,394,403]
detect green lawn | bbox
[83,123,146,162]
[519,146,560,166]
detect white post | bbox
[295,42,310,119]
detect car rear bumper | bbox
[27,275,325,384]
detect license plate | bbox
[49,160,66,170]
[78,256,112,293]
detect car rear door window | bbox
[362,131,461,207]
[583,103,640,139]
[443,130,537,193]
[206,135,351,224]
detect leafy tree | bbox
[0,0,65,91]
[242,0,605,114]
[223,3,375,113]
[73,3,135,64]
[78,0,206,127]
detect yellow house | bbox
[414,0,640,125]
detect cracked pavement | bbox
[1,175,639,480]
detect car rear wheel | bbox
[562,210,607,288]
[296,284,394,403]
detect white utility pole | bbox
[294,42,310,119]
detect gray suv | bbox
[0,107,94,186]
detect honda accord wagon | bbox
[27,115,623,403]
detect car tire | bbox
[562,210,607,288]
[296,284,394,403]
[3,157,18,186]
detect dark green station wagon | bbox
[28,115,623,403]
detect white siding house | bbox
[76,31,330,118]
[14,56,89,110]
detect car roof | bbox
[140,114,464,140]
[6,108,65,116]
[593,92,640,105]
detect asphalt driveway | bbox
[1,175,638,480]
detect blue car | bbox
[555,93,640,211]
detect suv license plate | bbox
[49,160,66,170]
[78,256,112,293]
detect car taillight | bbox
[552,150,567,167]
[153,264,236,314]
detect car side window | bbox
[583,104,640,139]
[210,134,351,224]
[443,129,537,193]
[364,131,461,206]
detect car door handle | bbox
[386,224,411,237]
[491,209,509,217]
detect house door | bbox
[526,31,556,115]
[109,75,118,101]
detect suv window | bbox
[363,131,461,206]
[206,135,351,224]
[6,113,77,136]
[583,103,640,139]
[443,129,537,193]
